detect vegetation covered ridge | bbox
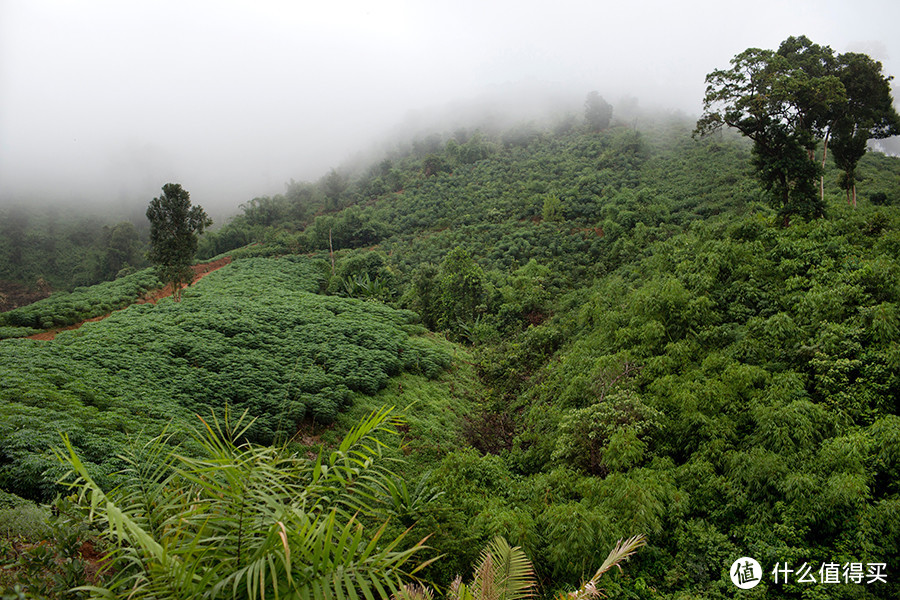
[20,256,231,341]
[0,255,452,502]
[184,105,900,597]
[3,38,900,597]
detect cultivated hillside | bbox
[3,112,900,598]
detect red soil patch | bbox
[135,256,232,306]
[0,279,52,312]
[26,257,232,341]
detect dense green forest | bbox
[0,205,150,311]
[3,95,900,599]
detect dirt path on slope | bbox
[27,256,232,341]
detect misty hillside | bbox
[3,109,900,599]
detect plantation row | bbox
[0,268,161,337]
[0,256,450,500]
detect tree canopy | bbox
[695,35,899,223]
[146,183,212,301]
[830,51,900,205]
[584,91,613,132]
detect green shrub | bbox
[0,504,50,540]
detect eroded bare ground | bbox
[26,256,232,341]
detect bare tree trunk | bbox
[820,133,830,204]
[329,228,335,276]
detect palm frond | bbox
[60,434,169,563]
[57,406,432,599]
[564,534,647,600]
[393,583,435,600]
[472,551,497,600]
[448,576,471,600]
[469,537,536,600]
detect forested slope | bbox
[201,114,900,598]
[0,207,149,299]
[3,112,900,598]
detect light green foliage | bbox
[553,392,661,475]
[60,407,430,600]
[541,195,563,222]
[0,256,450,501]
[508,203,900,596]
[0,504,50,541]
[403,263,442,330]
[0,268,160,335]
[493,259,553,334]
[437,247,487,336]
[306,205,392,251]
[445,132,495,166]
[328,250,399,301]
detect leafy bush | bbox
[552,392,662,475]
[0,504,50,540]
[0,327,41,339]
[0,498,100,598]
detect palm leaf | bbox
[563,534,647,600]
[57,406,432,599]
[470,537,536,600]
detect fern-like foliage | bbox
[58,406,432,599]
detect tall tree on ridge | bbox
[146,183,212,301]
[584,91,613,132]
[696,35,899,222]
[829,52,900,206]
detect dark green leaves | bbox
[697,36,898,222]
[146,183,212,300]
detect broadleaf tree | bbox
[694,42,836,224]
[695,35,899,223]
[829,52,900,206]
[146,183,212,301]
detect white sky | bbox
[1,0,898,216]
